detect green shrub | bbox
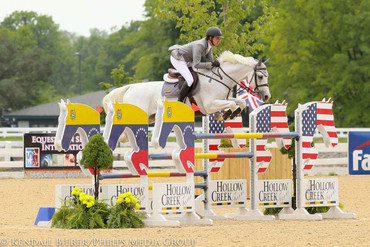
[106,192,145,228]
[52,187,145,229]
[264,203,344,215]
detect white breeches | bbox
[170,56,194,86]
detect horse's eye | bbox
[258,75,263,80]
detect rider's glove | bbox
[211,60,220,67]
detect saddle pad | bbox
[161,79,181,98]
[161,73,201,98]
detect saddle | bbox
[162,67,200,100]
[167,68,199,91]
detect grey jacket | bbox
[169,38,213,70]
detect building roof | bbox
[5,91,106,117]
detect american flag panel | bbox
[224,115,246,148]
[301,103,318,170]
[208,112,247,172]
[270,102,291,149]
[253,106,273,173]
[299,99,337,170]
[316,99,338,147]
[208,113,226,172]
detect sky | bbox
[1,0,146,36]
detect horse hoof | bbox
[221,109,232,121]
[230,108,242,119]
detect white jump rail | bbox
[2,127,369,139]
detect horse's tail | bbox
[102,85,130,113]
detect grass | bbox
[313,137,347,143]
[0,137,22,141]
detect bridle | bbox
[196,63,269,98]
[250,65,269,91]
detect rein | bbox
[197,64,269,99]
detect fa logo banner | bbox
[349,132,370,175]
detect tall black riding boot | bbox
[178,83,190,102]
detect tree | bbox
[80,134,113,200]
[0,11,75,114]
[153,0,277,56]
[265,0,370,126]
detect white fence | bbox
[1,127,368,170]
[2,127,370,139]
[0,141,179,169]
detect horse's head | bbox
[54,99,100,151]
[218,51,271,103]
[250,59,271,102]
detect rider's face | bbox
[212,37,221,46]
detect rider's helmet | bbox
[206,27,224,39]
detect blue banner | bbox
[348,131,370,175]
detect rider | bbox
[169,27,223,102]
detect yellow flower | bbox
[119,193,125,199]
[82,200,88,205]
[126,192,132,197]
[72,188,81,196]
[86,202,94,208]
[135,203,141,210]
[116,198,123,204]
[73,187,81,192]
[132,197,138,204]
[125,197,131,203]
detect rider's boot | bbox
[178,82,190,102]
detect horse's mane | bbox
[218,51,256,67]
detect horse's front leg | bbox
[222,98,247,120]
[205,99,238,115]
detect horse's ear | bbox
[264,58,270,65]
[257,59,262,66]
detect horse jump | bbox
[54,98,356,226]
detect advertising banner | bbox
[348,131,370,175]
[206,179,247,208]
[24,133,82,169]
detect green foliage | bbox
[279,139,295,159]
[52,188,108,229]
[52,188,144,229]
[264,203,344,215]
[1,1,369,128]
[80,134,113,170]
[80,134,113,199]
[99,64,134,91]
[153,0,277,56]
[106,192,145,228]
[265,0,370,127]
[219,138,233,148]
